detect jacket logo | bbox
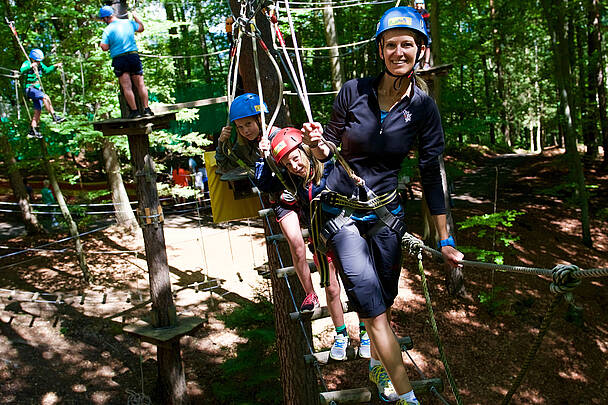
[403,109,412,123]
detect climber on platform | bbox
[98,5,154,119]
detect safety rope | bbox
[405,240,463,405]
[5,18,46,95]
[500,264,581,404]
[278,0,394,13]
[402,232,608,279]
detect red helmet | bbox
[271,128,303,163]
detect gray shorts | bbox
[329,216,403,318]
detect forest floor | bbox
[0,146,607,405]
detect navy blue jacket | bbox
[323,75,446,215]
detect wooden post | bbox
[127,129,187,404]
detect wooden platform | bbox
[123,315,206,346]
[219,167,251,182]
[92,112,176,136]
[416,63,453,78]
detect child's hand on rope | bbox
[441,246,464,268]
[219,126,232,143]
[301,122,323,147]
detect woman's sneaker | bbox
[53,114,66,123]
[143,107,155,117]
[369,364,399,402]
[300,292,319,312]
[359,331,371,358]
[396,399,420,405]
[329,334,349,361]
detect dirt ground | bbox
[1,148,607,405]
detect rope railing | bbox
[401,232,608,279]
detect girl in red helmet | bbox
[301,7,463,405]
[262,127,372,362]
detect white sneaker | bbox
[359,331,371,358]
[329,334,349,361]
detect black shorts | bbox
[329,216,404,318]
[112,53,143,77]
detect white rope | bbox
[139,48,229,59]
[284,90,338,96]
[283,0,313,121]
[283,36,374,51]
[278,0,394,12]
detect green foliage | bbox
[458,210,523,264]
[213,296,281,404]
[478,286,515,317]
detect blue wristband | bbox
[438,235,455,249]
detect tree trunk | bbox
[229,2,317,402]
[587,0,606,165]
[542,0,592,247]
[264,213,318,405]
[481,53,496,145]
[40,139,91,283]
[490,0,509,146]
[429,0,442,107]
[102,138,136,227]
[322,2,344,91]
[0,134,44,235]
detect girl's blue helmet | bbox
[375,7,429,46]
[98,5,114,18]
[229,93,269,122]
[29,49,44,62]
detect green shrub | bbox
[213,296,281,404]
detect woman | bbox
[301,7,463,404]
[264,127,371,361]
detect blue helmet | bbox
[229,93,269,122]
[98,5,114,18]
[375,7,429,46]
[29,48,44,62]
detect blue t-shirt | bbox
[101,19,140,58]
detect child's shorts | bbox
[25,86,45,111]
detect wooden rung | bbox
[266,229,310,243]
[304,336,413,365]
[258,208,275,218]
[276,260,316,278]
[319,387,371,405]
[318,378,443,405]
[290,301,353,321]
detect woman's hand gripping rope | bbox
[302,122,365,187]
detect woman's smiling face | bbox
[379,28,424,76]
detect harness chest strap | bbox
[309,188,406,262]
